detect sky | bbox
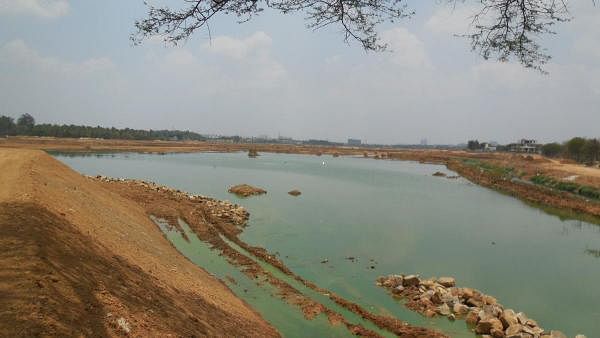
[0,0,598,144]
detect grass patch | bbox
[462,159,514,178]
[580,186,600,199]
[530,174,600,201]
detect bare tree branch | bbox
[132,0,576,72]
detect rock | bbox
[461,287,475,299]
[529,326,544,336]
[483,294,498,305]
[524,318,538,327]
[476,318,503,335]
[506,324,523,336]
[466,310,480,325]
[288,189,302,196]
[431,291,442,304]
[437,276,456,287]
[402,275,420,287]
[501,309,519,328]
[467,297,484,308]
[423,309,436,317]
[453,303,469,315]
[420,279,436,288]
[478,307,496,321]
[448,313,456,321]
[116,317,130,334]
[549,331,567,338]
[574,335,587,338]
[228,184,267,197]
[490,328,505,338]
[440,293,458,305]
[393,285,405,294]
[483,304,503,318]
[437,303,451,316]
[433,171,447,177]
[516,312,529,325]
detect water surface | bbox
[54,152,600,337]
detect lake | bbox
[54,151,600,337]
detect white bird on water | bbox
[322,161,326,166]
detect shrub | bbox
[579,186,600,200]
[555,182,580,193]
[531,175,552,185]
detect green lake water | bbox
[54,152,600,337]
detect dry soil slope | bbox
[0,148,279,337]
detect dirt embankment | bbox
[447,159,600,218]
[0,148,278,337]
[3,136,600,218]
[94,176,447,338]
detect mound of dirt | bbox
[288,190,302,196]
[0,148,278,337]
[228,184,267,197]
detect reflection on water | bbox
[55,151,600,337]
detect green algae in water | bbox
[152,216,352,337]
[57,152,600,337]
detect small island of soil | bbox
[288,190,301,196]
[228,184,267,197]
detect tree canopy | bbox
[132,0,573,72]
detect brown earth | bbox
[3,136,600,219]
[0,148,279,337]
[228,184,267,197]
[93,176,447,338]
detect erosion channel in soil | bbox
[93,176,445,338]
[55,152,600,337]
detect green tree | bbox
[0,115,16,136]
[541,142,563,158]
[582,138,600,163]
[16,113,35,135]
[467,140,481,151]
[566,137,586,162]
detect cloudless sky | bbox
[0,0,598,144]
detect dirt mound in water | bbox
[228,184,267,197]
[288,190,302,196]
[0,148,278,337]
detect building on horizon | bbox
[420,138,428,146]
[507,139,540,153]
[347,138,362,146]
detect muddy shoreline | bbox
[92,175,448,337]
[3,136,600,220]
[0,149,279,337]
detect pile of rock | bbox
[89,175,250,226]
[204,199,249,226]
[376,274,585,338]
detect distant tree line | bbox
[0,114,207,141]
[542,137,600,164]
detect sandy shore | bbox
[0,148,278,337]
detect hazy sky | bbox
[0,1,598,144]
